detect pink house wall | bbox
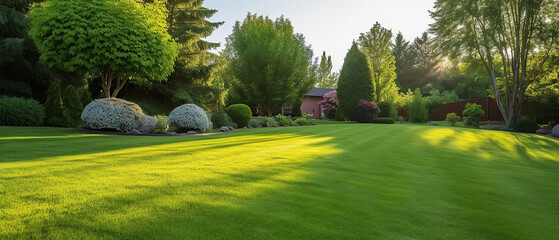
[300,96,323,119]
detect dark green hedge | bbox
[0,96,45,126]
[513,119,539,133]
[373,117,395,124]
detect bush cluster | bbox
[274,114,294,126]
[377,101,396,119]
[407,89,428,123]
[210,111,237,128]
[167,104,211,133]
[355,100,380,123]
[463,103,485,128]
[0,96,45,126]
[151,115,169,133]
[445,112,461,126]
[227,104,252,128]
[513,118,539,133]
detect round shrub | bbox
[167,104,210,132]
[355,100,380,123]
[552,124,559,138]
[81,98,145,132]
[294,117,312,126]
[513,119,539,133]
[372,117,395,124]
[226,104,252,128]
[0,96,44,126]
[274,114,294,126]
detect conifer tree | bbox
[336,43,374,120]
[152,0,225,108]
[44,79,67,126]
[317,51,338,88]
[63,85,83,127]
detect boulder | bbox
[552,124,559,138]
[220,126,230,132]
[227,126,234,131]
[430,122,438,126]
[536,129,551,135]
[187,131,197,135]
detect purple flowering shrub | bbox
[355,99,380,123]
[318,90,338,119]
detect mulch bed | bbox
[78,128,232,137]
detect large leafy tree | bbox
[430,0,559,128]
[358,22,399,102]
[224,14,316,116]
[316,51,338,88]
[29,0,179,98]
[336,42,374,120]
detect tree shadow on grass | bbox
[2,124,559,239]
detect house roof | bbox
[307,88,335,97]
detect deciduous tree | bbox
[29,0,179,98]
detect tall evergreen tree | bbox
[336,42,374,120]
[358,22,399,102]
[316,51,338,88]
[147,0,225,109]
[392,32,417,91]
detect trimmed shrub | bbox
[372,117,395,124]
[45,79,68,126]
[210,111,237,129]
[167,104,210,133]
[0,96,45,126]
[513,119,539,133]
[445,112,461,126]
[407,89,428,123]
[378,101,396,119]
[227,104,252,128]
[81,98,145,132]
[275,114,293,126]
[397,116,404,123]
[463,103,485,128]
[139,116,157,132]
[355,100,380,123]
[62,85,83,127]
[151,115,169,133]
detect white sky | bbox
[204,0,436,71]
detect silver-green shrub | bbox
[167,104,210,132]
[81,98,145,132]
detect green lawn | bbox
[1,124,558,239]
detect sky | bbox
[204,0,436,71]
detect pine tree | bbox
[63,85,83,127]
[336,43,374,120]
[151,0,225,108]
[44,79,67,126]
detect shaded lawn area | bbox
[1,124,558,239]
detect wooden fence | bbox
[398,97,504,122]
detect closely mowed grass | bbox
[1,124,558,239]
